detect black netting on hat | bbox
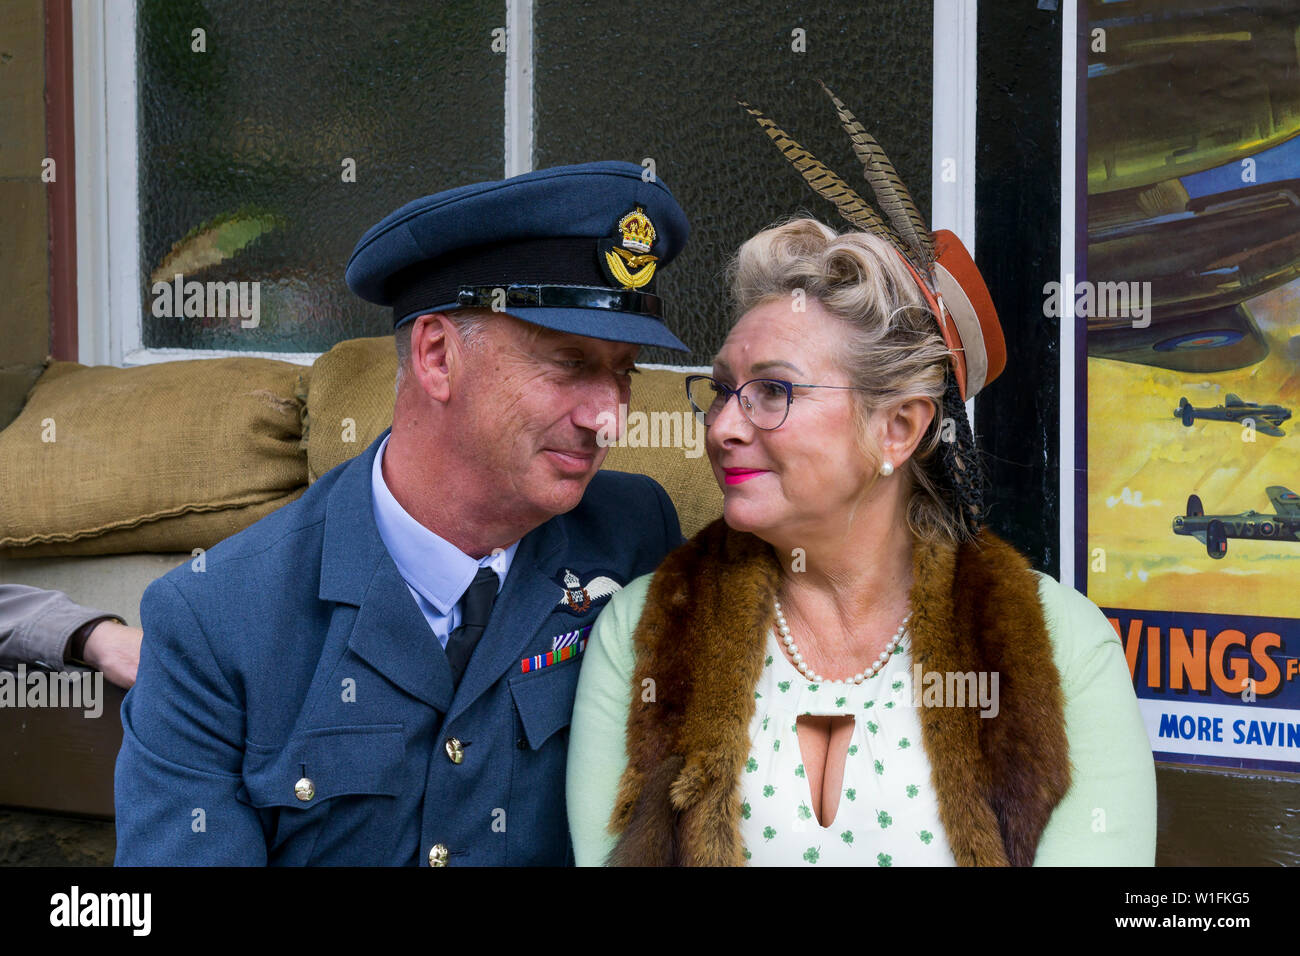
[934,366,987,540]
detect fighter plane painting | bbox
[1174,395,1292,436]
[1172,487,1300,558]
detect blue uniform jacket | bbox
[114,430,682,865]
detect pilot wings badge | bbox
[556,568,624,615]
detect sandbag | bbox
[303,336,396,482]
[0,358,308,556]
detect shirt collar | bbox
[371,434,518,613]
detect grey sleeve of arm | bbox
[0,584,126,670]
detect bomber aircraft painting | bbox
[1174,395,1292,436]
[1172,486,1300,559]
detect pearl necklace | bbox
[774,599,911,685]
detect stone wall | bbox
[0,0,52,429]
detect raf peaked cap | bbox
[345,161,691,351]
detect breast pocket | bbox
[507,657,583,864]
[240,724,407,864]
[510,657,583,749]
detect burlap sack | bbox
[304,336,721,537]
[304,336,397,482]
[0,358,308,556]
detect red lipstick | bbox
[723,468,767,485]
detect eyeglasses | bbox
[684,375,869,431]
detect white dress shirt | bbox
[370,434,518,648]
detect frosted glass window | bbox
[137,0,506,351]
[535,0,933,364]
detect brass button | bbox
[428,843,449,867]
[445,737,464,764]
[294,777,315,802]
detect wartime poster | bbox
[1082,1,1300,772]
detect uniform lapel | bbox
[446,515,569,723]
[319,430,455,713]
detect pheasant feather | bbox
[737,98,912,257]
[818,81,934,271]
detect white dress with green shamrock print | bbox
[739,629,956,866]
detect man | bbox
[0,585,141,689]
[114,161,690,865]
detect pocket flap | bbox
[509,659,581,750]
[241,724,404,808]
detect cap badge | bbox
[600,206,658,290]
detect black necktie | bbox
[444,566,499,685]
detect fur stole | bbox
[606,518,1071,866]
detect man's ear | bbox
[408,313,455,403]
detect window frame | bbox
[72,0,979,381]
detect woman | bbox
[564,91,1156,866]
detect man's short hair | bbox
[394,310,491,388]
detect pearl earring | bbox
[879,460,894,477]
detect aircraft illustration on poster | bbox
[1172,487,1300,559]
[1173,395,1292,436]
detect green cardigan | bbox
[565,570,1157,866]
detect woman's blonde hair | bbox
[727,217,970,546]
